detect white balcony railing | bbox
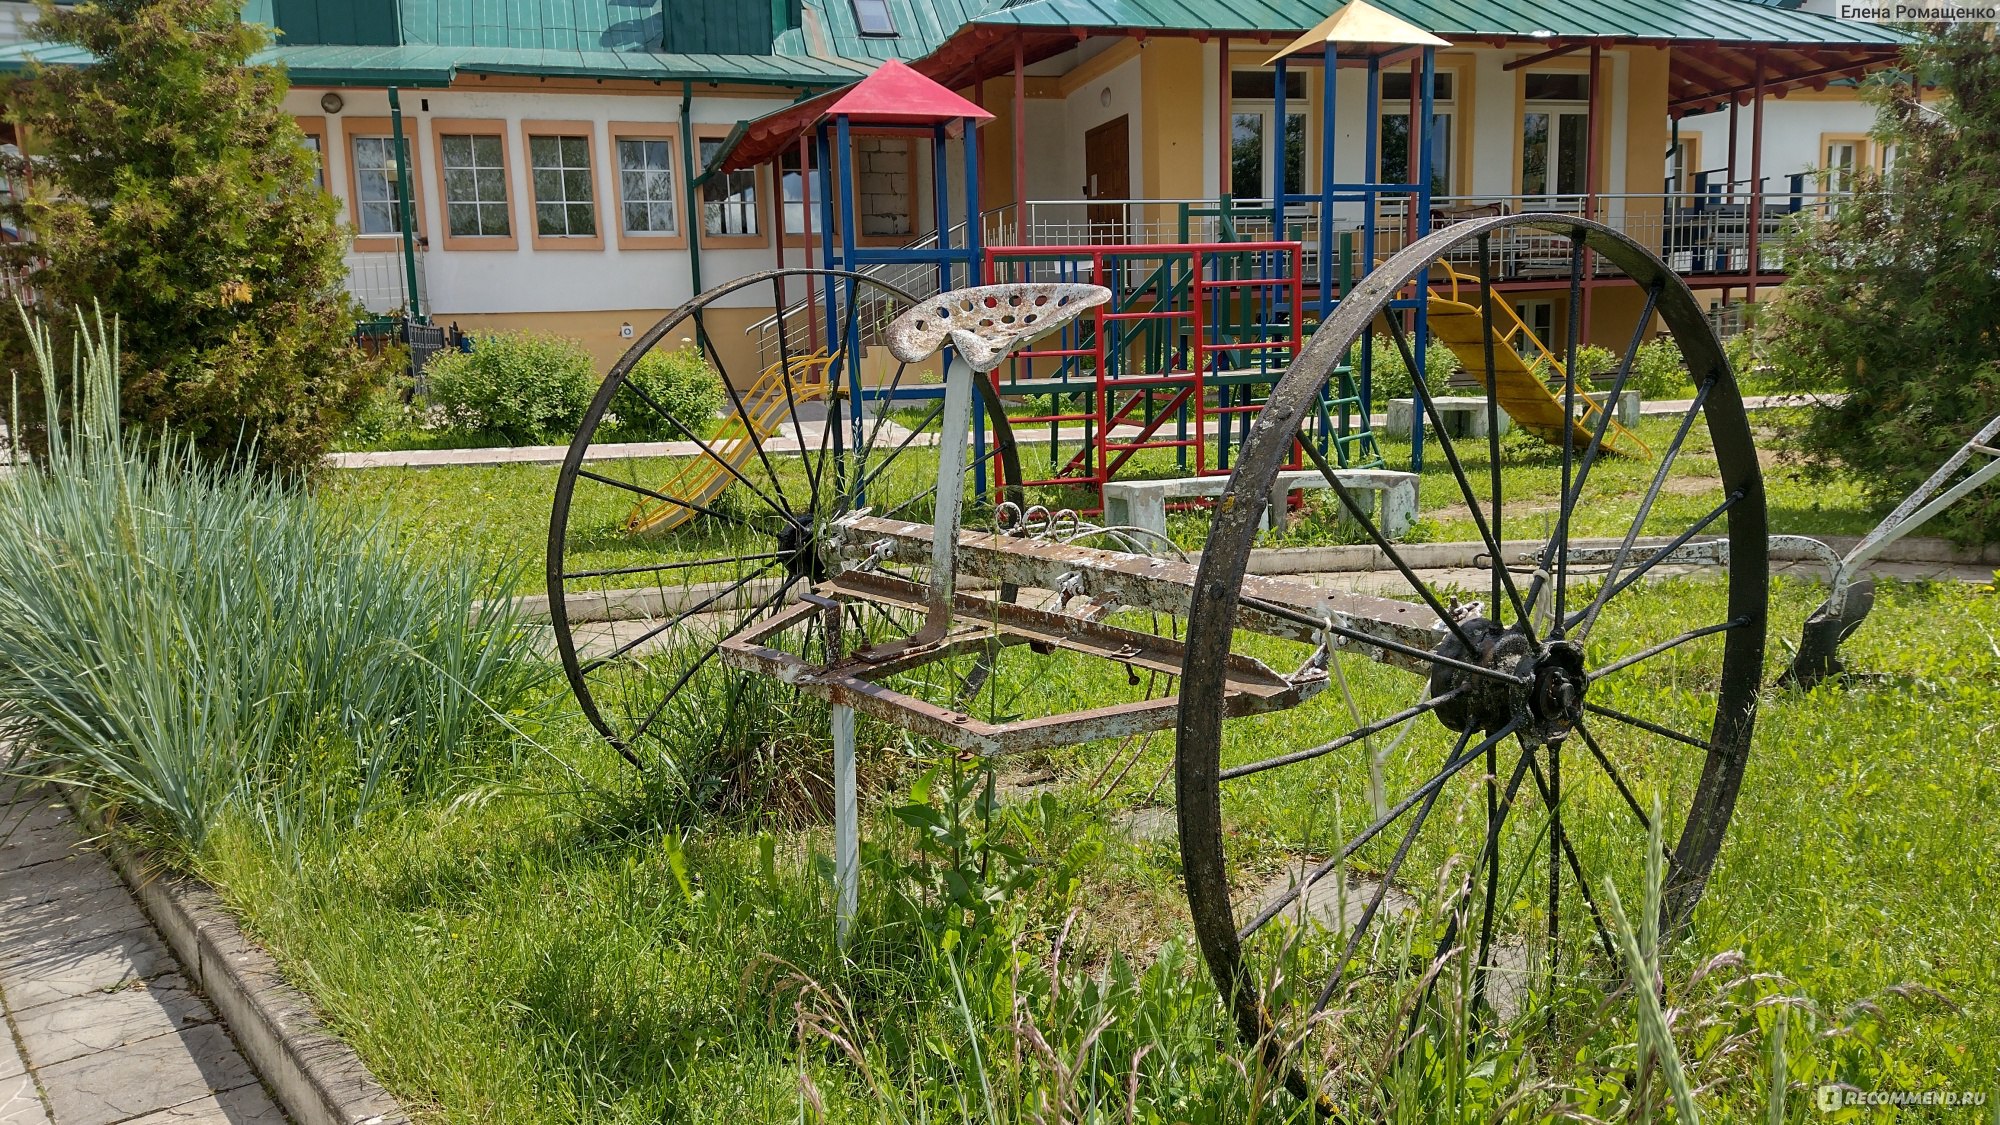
[344,249,427,316]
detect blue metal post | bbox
[1409,46,1437,473]
[1361,56,1379,437]
[1318,49,1337,321]
[1272,58,1288,207]
[960,116,988,497]
[834,116,864,435]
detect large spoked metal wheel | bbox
[548,269,1023,766]
[1175,216,1768,1091]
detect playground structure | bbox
[548,211,1770,1095]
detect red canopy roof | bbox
[829,59,994,124]
[714,59,992,173]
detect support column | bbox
[832,704,858,946]
[1747,50,1766,304]
[1014,39,1027,231]
[1219,36,1231,199]
[1579,44,1600,344]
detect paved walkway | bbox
[326,394,1824,471]
[0,781,283,1125]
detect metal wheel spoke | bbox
[768,275,822,502]
[624,576,800,750]
[1295,436,1483,655]
[1574,720,1656,837]
[1472,744,1534,1018]
[1218,689,1464,781]
[1238,595,1524,688]
[1239,720,1520,942]
[1308,725,1476,1017]
[1524,751,1620,968]
[574,467,776,535]
[1564,489,1743,633]
[580,560,782,676]
[1558,283,1661,530]
[850,397,947,507]
[562,551,787,582]
[1382,313,1531,629]
[594,384,793,523]
[854,361,919,490]
[1581,701,1712,753]
[692,307,799,520]
[1554,236,1586,632]
[1588,616,1751,681]
[1477,234,1507,626]
[1572,377,1715,638]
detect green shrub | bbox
[0,316,535,859]
[610,344,724,442]
[1353,335,1457,408]
[1573,343,1619,383]
[0,0,373,476]
[1625,337,1693,400]
[425,331,596,445]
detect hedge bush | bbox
[611,344,725,442]
[1353,335,1458,408]
[426,332,596,445]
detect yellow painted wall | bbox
[1622,47,1670,256]
[1140,39,1206,231]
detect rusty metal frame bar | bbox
[719,570,1324,756]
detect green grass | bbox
[182,573,2000,1123]
[325,408,1885,597]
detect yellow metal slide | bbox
[1422,263,1651,459]
[623,351,836,535]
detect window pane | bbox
[1521,112,1549,196]
[564,169,592,202]
[1229,70,1305,102]
[568,203,595,236]
[1525,72,1589,101]
[1283,113,1305,196]
[472,135,502,165]
[530,136,559,165]
[615,139,676,234]
[1231,112,1263,199]
[852,0,896,36]
[1381,71,1455,102]
[442,135,470,166]
[561,135,589,166]
[537,203,563,237]
[1556,112,1587,195]
[1380,113,1409,183]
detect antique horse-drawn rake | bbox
[549,216,1767,1091]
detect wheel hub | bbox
[777,519,826,582]
[1429,620,1587,741]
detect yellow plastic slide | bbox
[1422,264,1651,459]
[623,351,836,535]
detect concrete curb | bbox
[504,534,1999,622]
[61,795,410,1125]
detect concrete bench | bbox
[1387,396,1512,439]
[1102,468,1420,540]
[1587,389,1642,427]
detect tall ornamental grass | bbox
[0,313,536,858]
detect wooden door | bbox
[1084,116,1130,240]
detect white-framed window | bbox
[616,137,677,236]
[351,135,406,236]
[781,149,821,236]
[699,138,759,237]
[1229,68,1307,201]
[1521,71,1591,200]
[1516,298,1556,358]
[529,134,597,238]
[440,134,511,238]
[1380,70,1454,196]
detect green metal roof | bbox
[0,39,865,87]
[971,0,1906,46]
[807,0,1008,65]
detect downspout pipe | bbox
[680,80,705,327]
[387,86,421,323]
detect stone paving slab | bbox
[11,975,213,1069]
[0,782,285,1125]
[118,1084,282,1125]
[0,928,176,1011]
[36,1024,258,1125]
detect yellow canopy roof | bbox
[1265,0,1450,65]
